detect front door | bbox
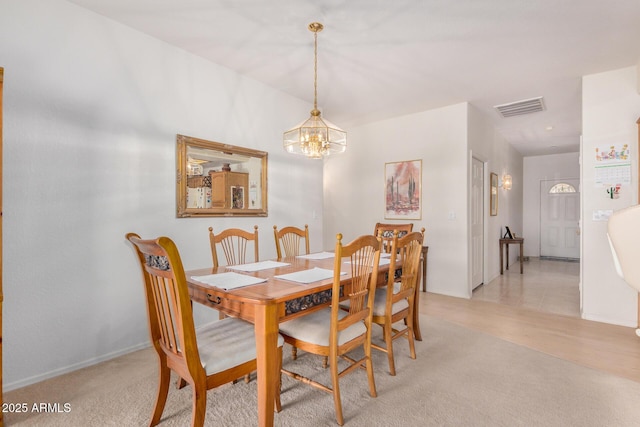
[540,179,580,259]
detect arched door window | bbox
[549,183,577,194]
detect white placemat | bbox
[274,267,344,284]
[226,260,290,272]
[296,251,335,260]
[190,272,267,290]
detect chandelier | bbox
[283,22,346,159]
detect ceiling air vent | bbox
[494,96,545,118]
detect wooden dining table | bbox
[185,253,422,427]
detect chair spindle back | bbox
[209,225,259,268]
[273,225,310,258]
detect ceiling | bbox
[68,0,640,156]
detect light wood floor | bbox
[472,257,580,317]
[420,257,640,383]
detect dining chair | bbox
[373,222,413,253]
[209,225,259,268]
[370,228,424,376]
[126,233,283,426]
[208,225,260,381]
[273,224,312,365]
[273,224,310,258]
[279,233,382,426]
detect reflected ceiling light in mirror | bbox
[186,161,203,175]
[283,22,346,159]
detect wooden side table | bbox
[500,238,524,274]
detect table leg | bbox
[254,303,279,427]
[499,242,504,275]
[506,244,510,270]
[519,242,523,274]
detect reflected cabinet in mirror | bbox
[176,135,268,217]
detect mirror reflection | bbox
[176,135,268,217]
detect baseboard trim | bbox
[539,256,580,263]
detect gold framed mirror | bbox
[176,135,268,217]
[490,172,498,216]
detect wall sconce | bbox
[500,174,512,190]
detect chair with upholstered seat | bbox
[279,233,381,426]
[273,224,313,365]
[208,225,260,384]
[126,233,283,426]
[373,222,413,253]
[370,228,424,375]
[273,224,310,258]
[209,225,259,268]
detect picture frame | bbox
[490,172,498,216]
[384,159,422,220]
[176,134,268,217]
[503,226,513,239]
[231,186,245,209]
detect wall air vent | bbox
[494,96,545,118]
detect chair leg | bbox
[190,380,207,427]
[322,356,328,369]
[291,345,297,360]
[382,322,396,376]
[150,363,171,427]
[406,314,416,360]
[329,352,344,426]
[275,346,283,413]
[365,331,377,398]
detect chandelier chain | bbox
[313,29,318,112]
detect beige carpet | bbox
[5,316,640,426]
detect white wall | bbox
[1,0,324,390]
[582,66,640,327]
[523,153,580,257]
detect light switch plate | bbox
[592,210,613,221]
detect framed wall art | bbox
[231,186,245,209]
[384,159,422,220]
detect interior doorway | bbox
[472,175,581,319]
